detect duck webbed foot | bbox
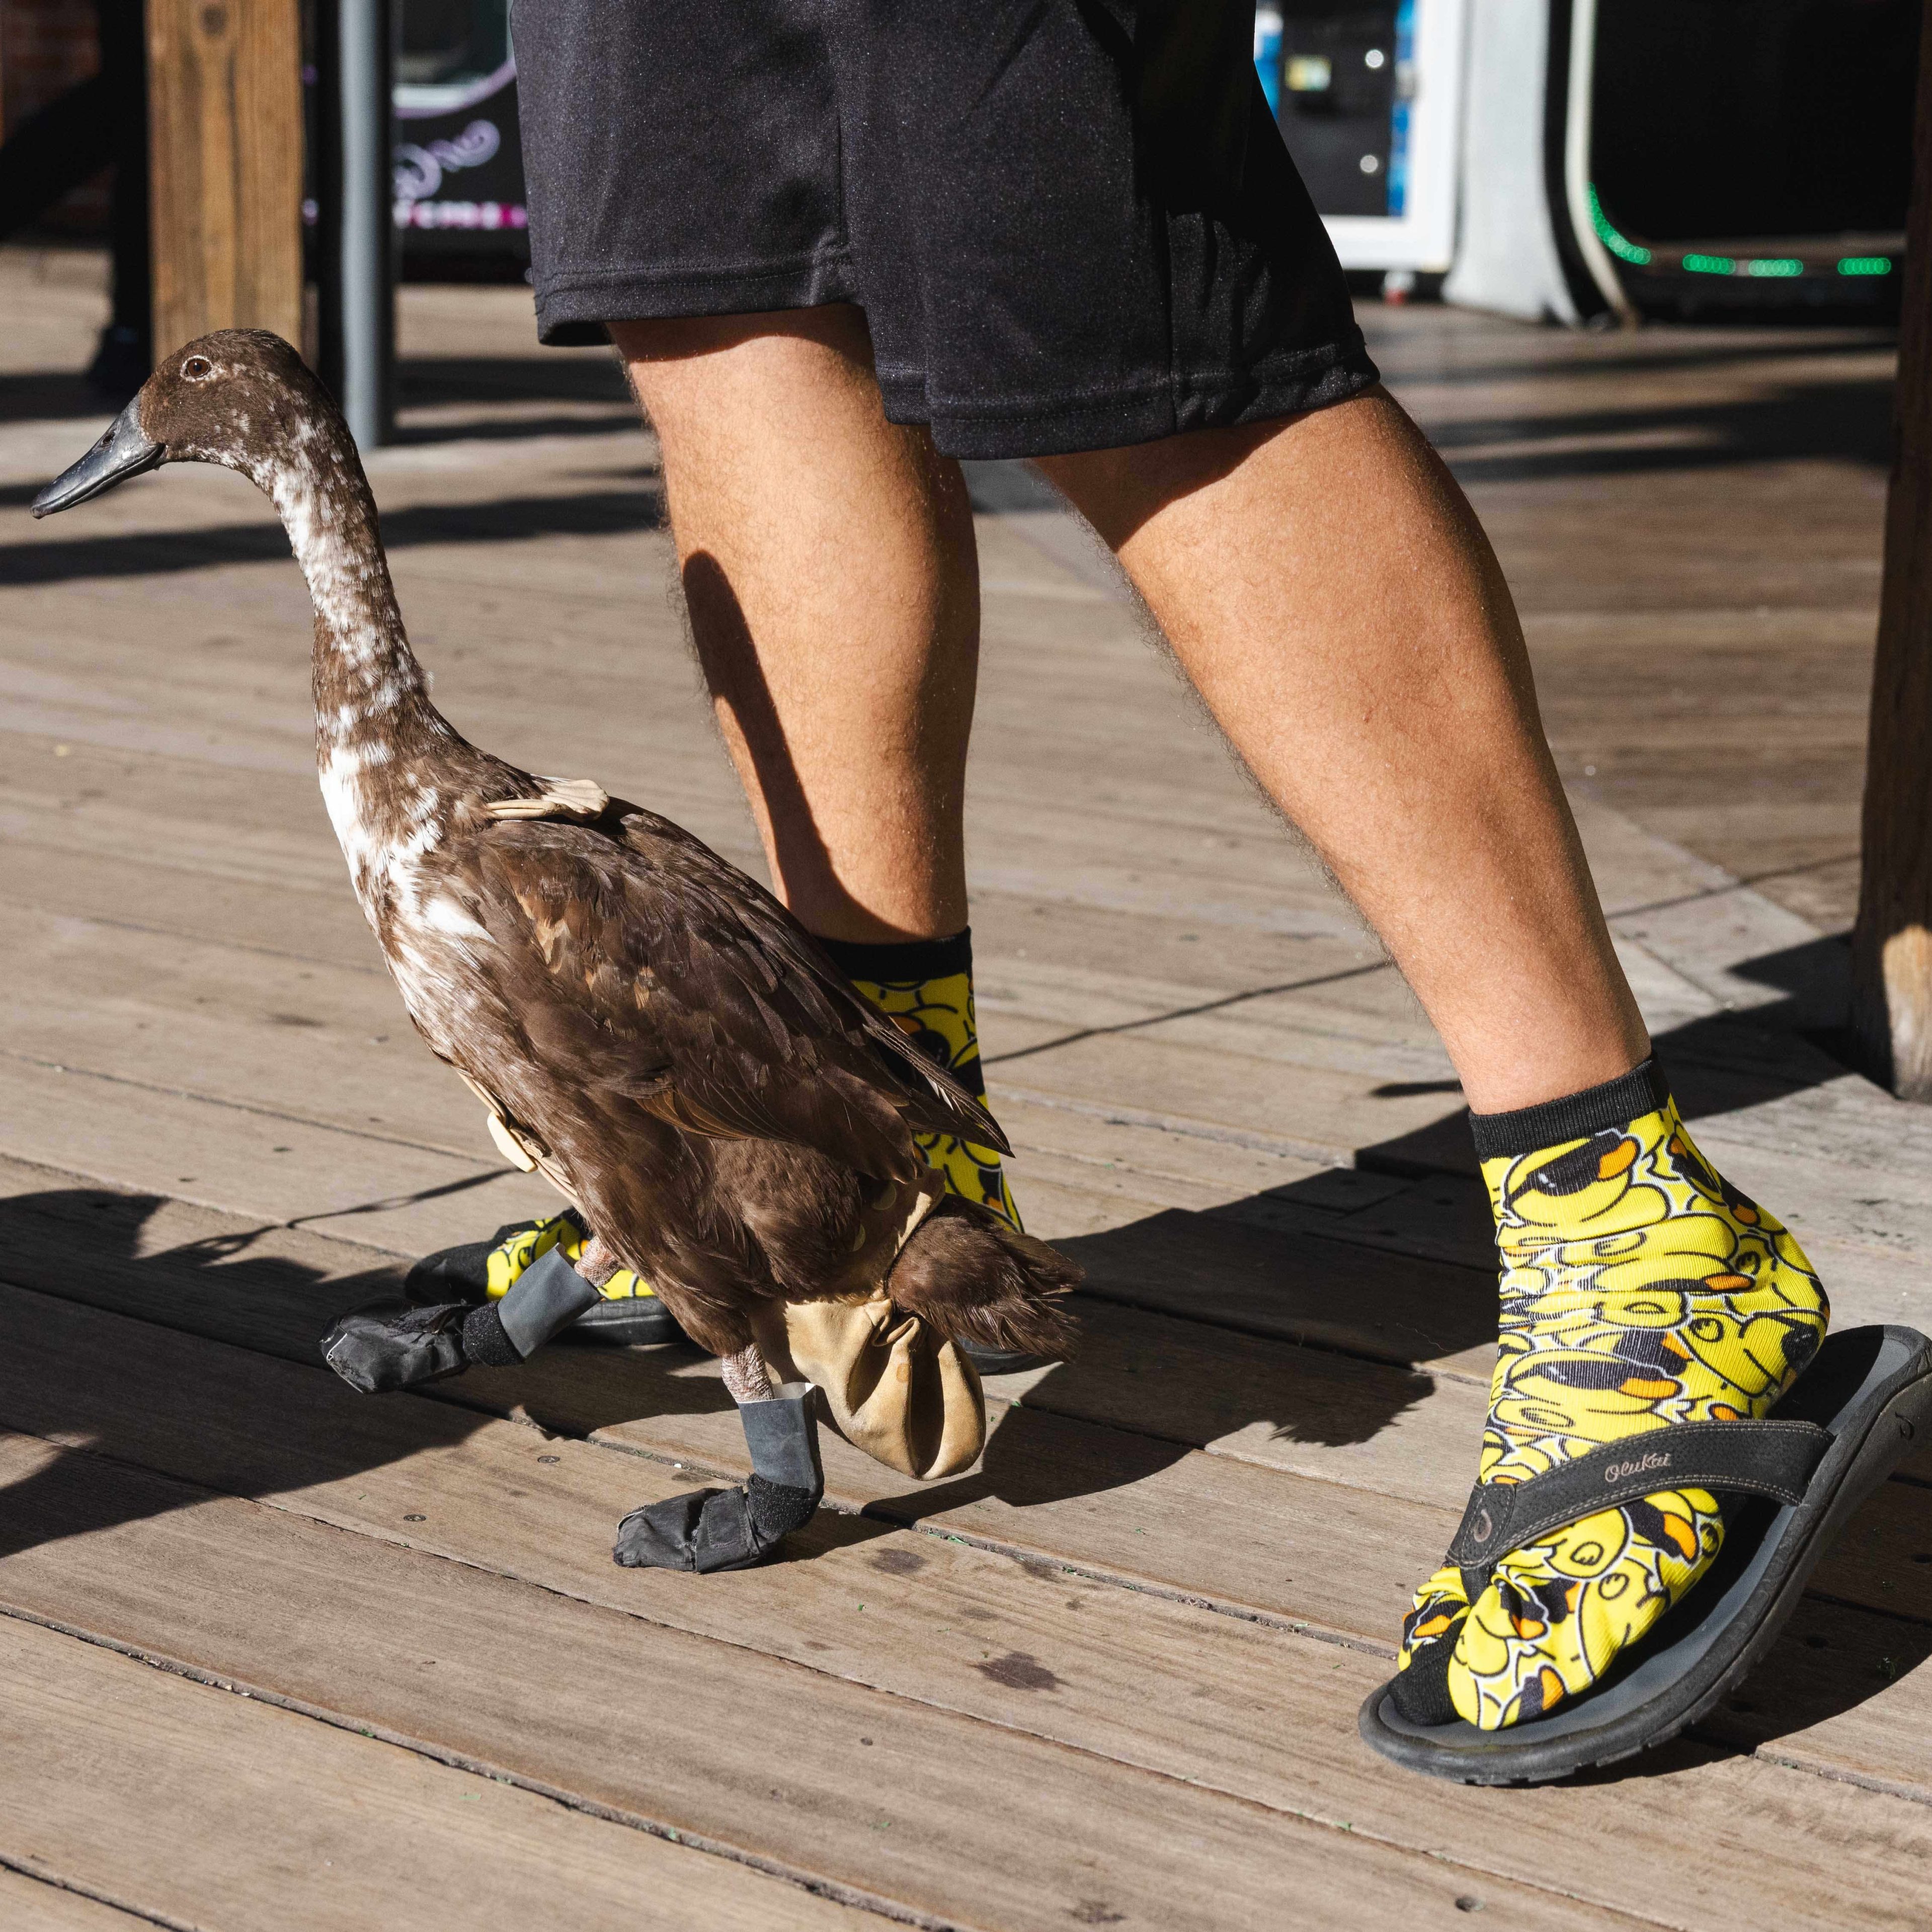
[321,1245,604,1393]
[613,1357,824,1574]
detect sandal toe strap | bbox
[1446,1418,1832,1567]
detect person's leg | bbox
[614,304,977,945]
[1038,387,1644,1115]
[616,305,1022,1243]
[1041,392,1826,1735]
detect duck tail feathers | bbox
[889,1197,1081,1359]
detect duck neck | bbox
[262,434,444,767]
[256,430,468,901]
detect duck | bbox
[34,330,1080,1572]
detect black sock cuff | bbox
[459,1301,523,1368]
[746,1473,821,1541]
[1468,1056,1671,1160]
[816,927,973,986]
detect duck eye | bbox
[182,356,213,380]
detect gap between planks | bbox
[0,1861,177,1932]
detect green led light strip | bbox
[1586,184,1652,266]
[1587,182,1892,287]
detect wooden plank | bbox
[0,1867,150,1931]
[0,616,1822,1060]
[0,738,1851,1139]
[987,1031,1465,1166]
[146,0,303,354]
[0,838,382,987]
[1,898,491,1154]
[1057,1199,1499,1374]
[1706,1593,1932,1804]
[0,533,1870,1221]
[14,556,1809,1003]
[0,847,1443,1166]
[0,1607,870,1932]
[0,1012,1491,1344]
[0,1053,558,1258]
[0,1141,1497,1421]
[6,782,1871,1250]
[4,1340,1931,1929]
[0,1144,1487,1499]
[1365,307,1887,937]
[29,839,1925,1354]
[0,1440,1639,1932]
[12,1127,1928,1512]
[0,1180,1485,1626]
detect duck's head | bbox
[33,330,338,517]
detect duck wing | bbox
[424,805,1008,1181]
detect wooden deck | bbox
[1,246,1926,1929]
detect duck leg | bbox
[320,1239,605,1394]
[613,1346,825,1573]
[719,1341,774,1403]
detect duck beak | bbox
[32,397,164,517]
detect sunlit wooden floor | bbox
[0,246,1925,1930]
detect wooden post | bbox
[146,0,303,358]
[1852,0,1932,1096]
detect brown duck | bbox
[36,331,1078,1572]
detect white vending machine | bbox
[1254,0,1468,278]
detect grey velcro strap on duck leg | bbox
[492,1244,605,1356]
[459,1244,604,1366]
[741,1382,825,1494]
[612,1377,824,1574]
[1446,1418,1833,1570]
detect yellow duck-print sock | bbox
[818,927,1022,1230]
[1394,1057,1828,1731]
[483,1208,656,1304]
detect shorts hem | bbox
[534,252,859,345]
[887,339,1382,460]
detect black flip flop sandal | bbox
[1360,1323,1932,1785]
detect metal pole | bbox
[336,0,393,448]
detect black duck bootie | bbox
[323,1247,604,1394]
[613,1384,825,1574]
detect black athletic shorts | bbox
[512,0,1379,460]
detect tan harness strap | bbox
[484,776,610,822]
